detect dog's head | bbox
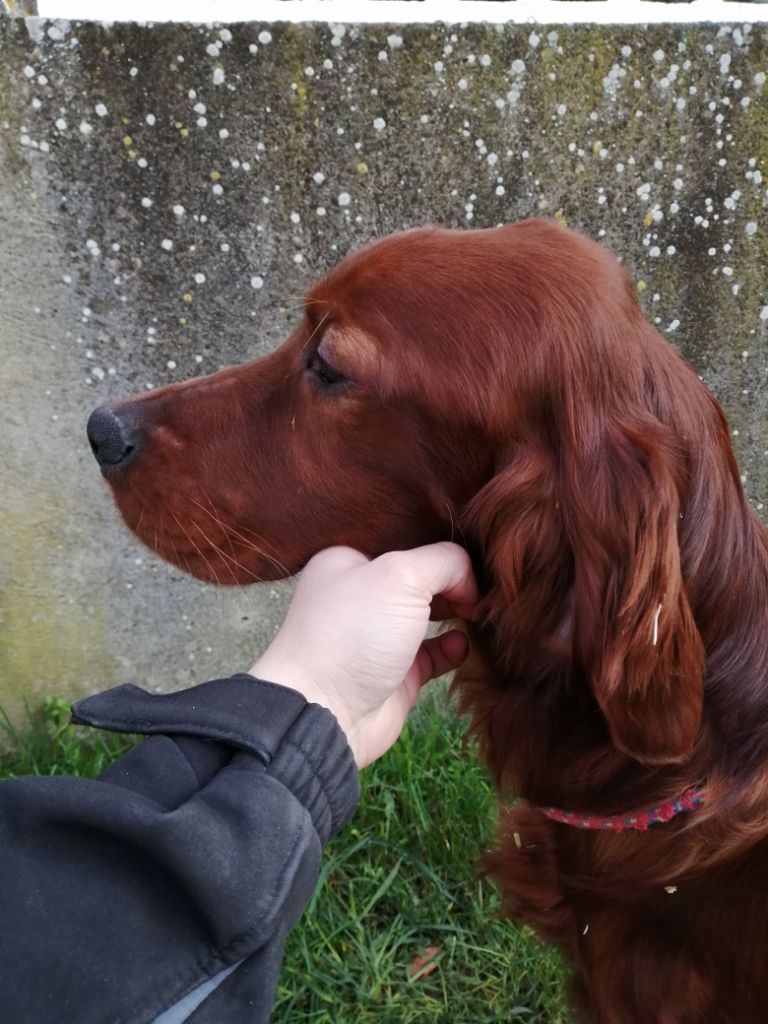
[90,220,747,765]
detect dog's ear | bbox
[465,416,704,766]
[561,411,705,764]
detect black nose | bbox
[86,405,138,468]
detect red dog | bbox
[88,220,768,1023]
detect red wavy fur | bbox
[98,220,768,1022]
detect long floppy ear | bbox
[562,411,705,764]
[464,415,705,766]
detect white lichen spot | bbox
[511,59,525,75]
[434,61,444,73]
[95,103,108,117]
[194,272,206,284]
[755,71,766,86]
[529,32,540,48]
[23,65,35,79]
[197,117,208,128]
[759,306,768,321]
[480,54,492,66]
[173,204,185,217]
[161,239,173,251]
[290,211,301,224]
[79,120,92,135]
[212,183,223,195]
[293,253,304,264]
[206,43,220,58]
[387,34,403,49]
[458,78,468,91]
[129,67,138,78]
[251,275,264,289]
[719,53,731,75]
[167,360,177,370]
[338,191,351,207]
[219,128,230,140]
[219,28,232,42]
[746,221,758,236]
[141,197,153,208]
[213,67,225,86]
[653,49,665,63]
[495,184,506,196]
[373,117,386,131]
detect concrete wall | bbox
[1,15,766,716]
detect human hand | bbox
[249,543,479,768]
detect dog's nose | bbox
[86,405,138,467]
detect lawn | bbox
[0,694,569,1023]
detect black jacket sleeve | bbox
[0,673,360,1024]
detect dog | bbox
[88,219,768,1023]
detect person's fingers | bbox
[408,629,469,687]
[401,542,481,619]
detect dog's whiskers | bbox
[185,514,266,587]
[191,494,291,578]
[169,511,222,588]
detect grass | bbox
[0,695,569,1023]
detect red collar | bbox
[538,786,705,832]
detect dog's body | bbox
[88,220,768,1023]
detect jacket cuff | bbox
[71,674,307,763]
[265,701,360,843]
[71,673,360,841]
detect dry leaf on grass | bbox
[408,945,442,980]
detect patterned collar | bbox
[538,786,705,832]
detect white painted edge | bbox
[32,0,768,26]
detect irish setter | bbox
[87,219,768,1023]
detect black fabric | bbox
[0,675,360,1024]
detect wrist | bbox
[248,656,360,764]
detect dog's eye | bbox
[307,351,348,391]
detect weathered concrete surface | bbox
[0,16,766,715]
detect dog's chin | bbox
[163,545,293,586]
[127,530,287,587]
